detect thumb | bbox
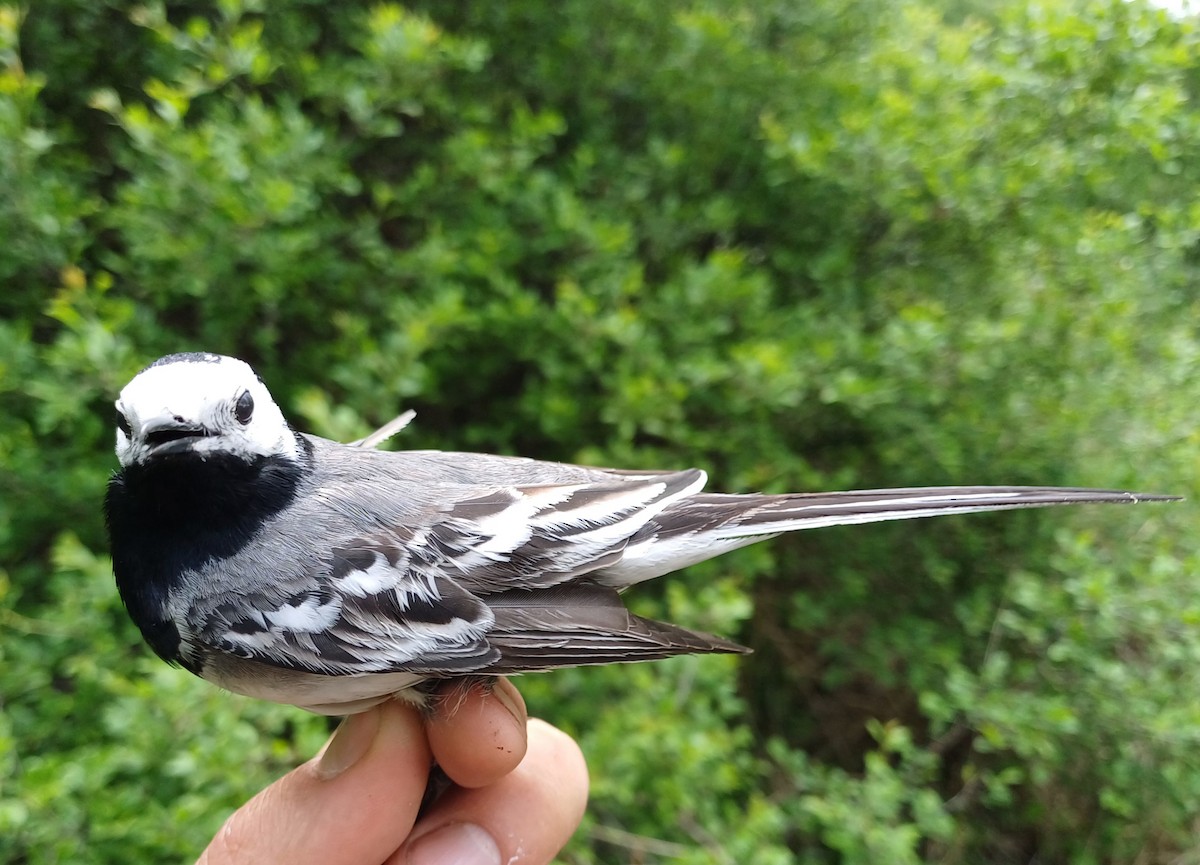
[198,701,431,865]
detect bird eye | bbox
[116,409,132,438]
[234,391,255,425]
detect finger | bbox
[425,677,528,788]
[390,719,589,865]
[198,700,431,865]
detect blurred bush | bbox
[1,0,1197,862]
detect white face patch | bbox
[114,353,299,467]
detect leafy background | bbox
[2,0,1198,862]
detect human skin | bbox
[196,679,589,865]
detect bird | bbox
[104,352,1176,715]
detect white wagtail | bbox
[104,352,1175,714]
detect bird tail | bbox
[601,486,1178,586]
[698,486,1175,536]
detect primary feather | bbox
[104,353,1176,714]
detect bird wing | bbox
[198,480,1173,677]
[199,468,734,676]
[481,582,747,673]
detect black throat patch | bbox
[105,439,310,666]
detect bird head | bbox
[113,353,299,468]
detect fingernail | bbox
[407,823,501,865]
[491,678,525,726]
[316,709,380,780]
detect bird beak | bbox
[139,415,212,456]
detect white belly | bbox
[203,654,429,714]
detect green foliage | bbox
[2,0,1198,862]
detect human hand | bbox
[196,679,589,865]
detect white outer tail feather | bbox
[599,486,1175,587]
